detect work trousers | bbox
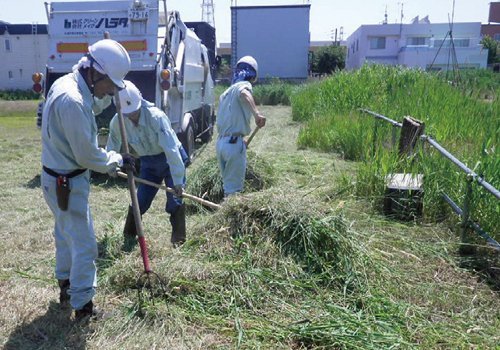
[137,149,188,215]
[41,170,97,310]
[216,135,246,196]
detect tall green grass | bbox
[216,79,296,106]
[445,68,500,100]
[291,65,499,239]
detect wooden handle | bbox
[105,31,150,273]
[115,87,151,273]
[117,171,222,210]
[246,126,261,147]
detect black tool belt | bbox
[219,134,243,144]
[43,166,87,211]
[43,166,87,179]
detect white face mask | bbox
[92,95,113,115]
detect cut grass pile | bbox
[100,191,408,349]
[205,192,360,288]
[185,150,275,209]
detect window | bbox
[495,33,500,41]
[454,39,470,47]
[434,38,470,48]
[407,37,426,46]
[19,69,23,78]
[8,71,13,79]
[5,39,11,51]
[369,37,386,49]
[356,39,359,51]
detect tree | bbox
[312,45,346,74]
[480,35,499,65]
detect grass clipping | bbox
[186,150,275,208]
[204,190,363,290]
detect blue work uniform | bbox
[216,81,253,195]
[41,71,123,310]
[106,101,187,215]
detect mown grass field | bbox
[0,97,499,349]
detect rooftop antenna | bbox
[398,2,404,35]
[383,5,388,24]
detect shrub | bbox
[0,89,40,101]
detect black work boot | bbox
[58,279,70,308]
[170,204,186,247]
[75,300,104,322]
[122,206,138,252]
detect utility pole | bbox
[331,28,340,46]
[231,0,238,70]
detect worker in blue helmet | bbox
[216,56,266,196]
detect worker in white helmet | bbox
[41,39,134,321]
[216,56,266,196]
[106,81,188,249]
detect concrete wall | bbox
[0,34,48,90]
[231,5,310,80]
[0,28,48,90]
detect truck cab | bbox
[35,0,215,161]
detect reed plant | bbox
[291,65,499,239]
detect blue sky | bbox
[0,0,494,43]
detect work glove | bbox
[173,184,184,197]
[120,153,136,173]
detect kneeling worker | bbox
[106,81,188,248]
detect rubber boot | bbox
[122,206,138,252]
[170,204,186,247]
[58,279,70,308]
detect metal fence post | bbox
[460,175,474,254]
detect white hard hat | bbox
[88,39,131,89]
[118,80,142,114]
[237,56,258,75]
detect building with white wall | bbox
[231,5,310,80]
[0,23,48,90]
[346,20,488,71]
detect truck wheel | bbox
[36,102,44,129]
[181,121,196,163]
